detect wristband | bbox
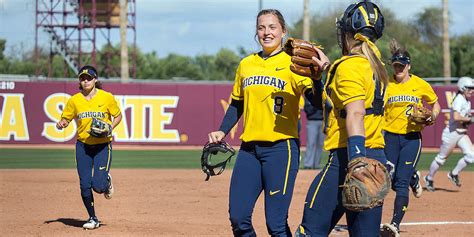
[347,135,366,160]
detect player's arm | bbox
[304,80,324,110]
[303,46,330,109]
[56,98,75,129]
[453,111,471,123]
[345,100,366,160]
[56,118,69,129]
[208,99,243,143]
[430,101,441,121]
[451,96,471,122]
[111,113,122,129]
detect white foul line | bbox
[401,221,474,226]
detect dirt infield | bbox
[1,169,472,236]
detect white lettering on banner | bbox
[0,93,29,141]
[0,81,15,90]
[42,93,77,142]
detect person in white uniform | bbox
[424,77,474,191]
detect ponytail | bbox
[361,41,389,86]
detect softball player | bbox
[56,65,122,230]
[425,76,474,191]
[208,9,323,236]
[295,2,389,236]
[381,46,440,236]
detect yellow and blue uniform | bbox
[383,74,437,227]
[62,89,121,144]
[299,55,388,236]
[223,51,313,236]
[230,52,313,142]
[61,88,121,219]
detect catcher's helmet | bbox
[201,140,235,181]
[457,77,474,92]
[336,0,384,46]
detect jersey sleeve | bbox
[421,81,438,105]
[231,63,244,101]
[335,61,366,106]
[107,94,121,117]
[452,95,464,113]
[292,73,313,95]
[61,97,75,122]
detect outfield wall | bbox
[0,80,472,148]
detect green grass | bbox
[0,148,472,171]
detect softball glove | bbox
[89,117,112,138]
[283,38,324,78]
[409,104,433,125]
[342,157,391,212]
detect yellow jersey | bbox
[384,74,438,134]
[323,55,385,151]
[61,89,121,145]
[231,51,313,142]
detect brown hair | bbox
[256,9,286,32]
[79,80,102,90]
[389,39,410,59]
[254,9,287,44]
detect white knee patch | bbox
[435,155,447,166]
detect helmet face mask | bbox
[201,141,235,181]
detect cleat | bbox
[380,223,400,237]
[447,172,461,187]
[424,175,435,192]
[83,217,100,230]
[104,173,114,199]
[410,171,423,198]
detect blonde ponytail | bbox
[361,41,389,86]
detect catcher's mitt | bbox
[201,140,235,181]
[342,157,391,212]
[283,38,323,78]
[409,103,433,125]
[88,117,112,138]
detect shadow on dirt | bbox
[44,218,106,228]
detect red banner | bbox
[0,80,472,147]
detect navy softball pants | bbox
[229,139,299,237]
[384,131,422,198]
[76,141,112,197]
[298,148,387,237]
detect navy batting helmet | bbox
[336,0,385,46]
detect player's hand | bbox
[311,46,331,72]
[208,131,225,143]
[56,119,69,129]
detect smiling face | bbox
[256,13,286,56]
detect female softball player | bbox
[380,43,440,236]
[207,9,323,236]
[56,65,122,230]
[425,76,474,190]
[294,1,389,236]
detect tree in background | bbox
[0,5,472,80]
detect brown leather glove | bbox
[409,103,433,125]
[342,157,391,212]
[283,38,324,78]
